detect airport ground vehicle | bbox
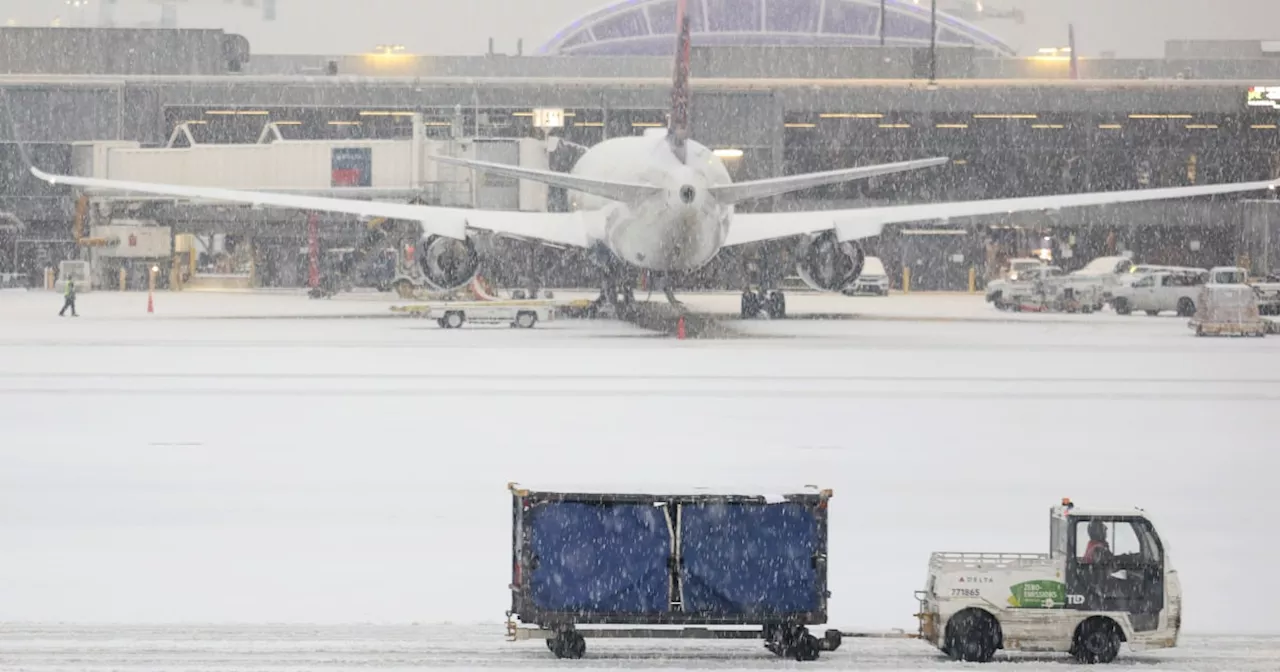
[985,265,1100,313]
[1189,267,1270,336]
[506,484,842,661]
[1253,274,1280,315]
[1109,269,1209,316]
[916,499,1181,665]
[841,256,889,296]
[1066,256,1136,308]
[427,301,554,328]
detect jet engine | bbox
[418,234,481,291]
[794,231,865,293]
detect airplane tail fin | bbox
[668,0,692,163]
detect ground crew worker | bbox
[59,278,78,317]
[1080,519,1110,564]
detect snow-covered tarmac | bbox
[1,289,1276,669]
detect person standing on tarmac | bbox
[59,278,78,317]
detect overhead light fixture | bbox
[631,122,663,127]
[713,148,744,159]
[819,113,884,119]
[936,123,969,129]
[879,123,911,129]
[973,114,1038,119]
[1185,124,1218,129]
[1098,124,1122,129]
[328,121,361,126]
[1251,124,1278,130]
[1031,124,1065,129]
[784,123,816,129]
[274,121,302,125]
[1128,114,1193,119]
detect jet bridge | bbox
[62,117,557,291]
[70,118,553,214]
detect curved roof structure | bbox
[538,0,1016,58]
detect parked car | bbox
[842,256,890,296]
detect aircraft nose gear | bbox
[741,288,786,319]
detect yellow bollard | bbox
[968,266,976,294]
[44,267,54,290]
[902,266,911,294]
[119,267,127,292]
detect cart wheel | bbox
[1072,618,1122,664]
[515,311,537,329]
[443,311,464,329]
[548,631,585,659]
[793,633,821,661]
[820,629,843,652]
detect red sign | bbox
[128,233,137,247]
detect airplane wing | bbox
[723,178,1280,247]
[707,157,949,204]
[427,154,661,202]
[27,167,593,248]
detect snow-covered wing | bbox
[724,178,1280,247]
[28,167,591,248]
[724,210,887,247]
[427,155,662,203]
[708,157,949,205]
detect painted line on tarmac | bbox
[1,387,1276,401]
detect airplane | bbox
[10,0,1280,319]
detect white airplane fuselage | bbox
[566,132,734,273]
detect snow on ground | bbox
[1,624,1280,671]
[0,288,1277,668]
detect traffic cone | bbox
[147,291,154,314]
[677,315,686,340]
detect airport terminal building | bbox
[3,1,1280,291]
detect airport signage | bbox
[1246,86,1280,110]
[532,108,565,129]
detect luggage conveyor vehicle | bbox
[505,483,843,661]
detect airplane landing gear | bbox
[741,288,786,319]
[663,286,683,307]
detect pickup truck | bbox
[916,499,1181,664]
[1109,269,1209,317]
[1249,272,1280,315]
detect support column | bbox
[770,92,786,213]
[308,212,319,288]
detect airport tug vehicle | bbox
[915,499,1181,664]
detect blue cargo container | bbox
[506,484,841,660]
